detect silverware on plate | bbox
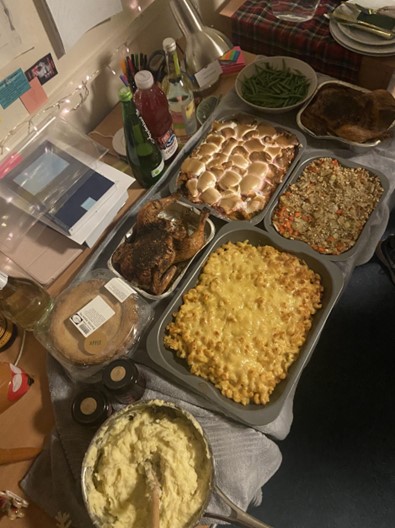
[326,11,395,39]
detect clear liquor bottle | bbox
[119,87,165,188]
[0,273,52,332]
[161,37,198,142]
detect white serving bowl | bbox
[235,56,318,114]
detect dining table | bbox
[0,49,394,528]
[219,0,395,91]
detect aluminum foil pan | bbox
[146,222,344,427]
[81,400,274,528]
[108,200,215,301]
[296,79,395,150]
[263,151,390,264]
[169,110,306,225]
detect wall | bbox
[0,0,228,156]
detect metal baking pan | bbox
[296,79,395,150]
[146,221,344,427]
[108,200,215,301]
[169,111,306,225]
[263,151,390,263]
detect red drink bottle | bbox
[134,70,178,163]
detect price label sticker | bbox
[105,277,134,303]
[69,295,115,337]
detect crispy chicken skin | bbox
[301,85,395,143]
[112,195,209,295]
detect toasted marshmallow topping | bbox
[177,116,299,220]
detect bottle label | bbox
[171,100,196,137]
[0,316,14,350]
[69,295,115,338]
[136,108,154,141]
[151,158,165,177]
[156,128,178,160]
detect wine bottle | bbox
[161,37,198,142]
[119,86,165,188]
[0,314,18,352]
[0,272,52,332]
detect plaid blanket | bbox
[231,0,362,84]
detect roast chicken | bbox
[300,84,395,143]
[112,194,209,295]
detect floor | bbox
[232,209,395,528]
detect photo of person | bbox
[25,53,58,85]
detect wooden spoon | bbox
[0,446,42,465]
[144,461,161,528]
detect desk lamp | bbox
[169,0,232,90]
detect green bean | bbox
[241,61,311,108]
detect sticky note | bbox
[0,69,31,109]
[220,49,241,63]
[20,77,48,113]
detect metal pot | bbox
[81,400,273,528]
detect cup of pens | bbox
[119,50,166,89]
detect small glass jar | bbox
[102,357,146,404]
[71,388,112,427]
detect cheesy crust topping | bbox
[164,241,323,405]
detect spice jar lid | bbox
[102,357,139,394]
[72,389,111,426]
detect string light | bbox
[0,41,132,156]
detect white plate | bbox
[112,127,126,157]
[334,0,395,47]
[330,19,395,56]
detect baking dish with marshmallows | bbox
[170,112,306,224]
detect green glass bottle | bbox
[119,87,165,188]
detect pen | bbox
[120,57,128,77]
[127,56,136,90]
[119,74,129,87]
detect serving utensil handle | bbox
[328,13,394,38]
[204,486,274,528]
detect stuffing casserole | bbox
[272,157,384,255]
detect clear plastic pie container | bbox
[35,268,152,382]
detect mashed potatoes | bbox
[83,401,212,528]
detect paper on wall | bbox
[0,0,32,70]
[41,0,123,53]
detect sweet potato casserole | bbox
[272,157,384,255]
[176,116,300,220]
[164,241,323,406]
